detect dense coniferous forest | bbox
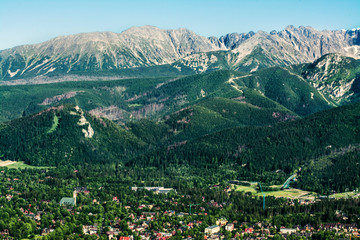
[0,101,359,194]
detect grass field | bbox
[232,183,317,200]
[0,161,51,169]
[232,184,257,194]
[258,189,317,200]
[231,178,358,200]
[330,191,360,199]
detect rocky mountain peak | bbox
[0,25,359,81]
[121,25,165,38]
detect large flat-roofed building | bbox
[205,225,220,235]
[60,197,75,206]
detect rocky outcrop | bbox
[302,53,360,103]
[219,31,255,49]
[176,26,360,73]
[40,91,84,105]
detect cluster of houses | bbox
[203,220,360,239]
[1,173,359,240]
[83,225,100,235]
[75,200,359,240]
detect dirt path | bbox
[0,160,16,167]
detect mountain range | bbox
[1,25,360,194]
[1,25,359,83]
[1,53,359,123]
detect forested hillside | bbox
[129,102,360,194]
[0,105,146,166]
[1,102,359,194]
[0,51,359,195]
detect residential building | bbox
[225,223,234,231]
[216,218,228,226]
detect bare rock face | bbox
[219,31,255,49]
[178,26,360,73]
[273,26,360,61]
[302,53,360,104]
[0,25,359,81]
[40,91,84,105]
[0,26,224,80]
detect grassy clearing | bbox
[1,161,51,169]
[330,191,360,199]
[232,183,316,200]
[47,115,59,134]
[128,103,143,107]
[232,184,257,194]
[232,182,357,200]
[0,160,16,167]
[257,189,317,200]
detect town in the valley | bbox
[1,168,359,240]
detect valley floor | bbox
[0,164,359,239]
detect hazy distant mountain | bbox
[0,25,359,81]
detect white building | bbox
[225,223,234,231]
[216,218,228,226]
[280,228,297,235]
[205,225,220,235]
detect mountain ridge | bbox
[1,54,359,124]
[1,25,359,81]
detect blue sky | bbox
[0,0,359,50]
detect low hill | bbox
[129,102,360,193]
[0,76,171,123]
[231,66,334,116]
[126,92,298,147]
[1,101,359,193]
[0,105,146,166]
[161,92,298,142]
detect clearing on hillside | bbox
[0,160,16,167]
[0,161,51,169]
